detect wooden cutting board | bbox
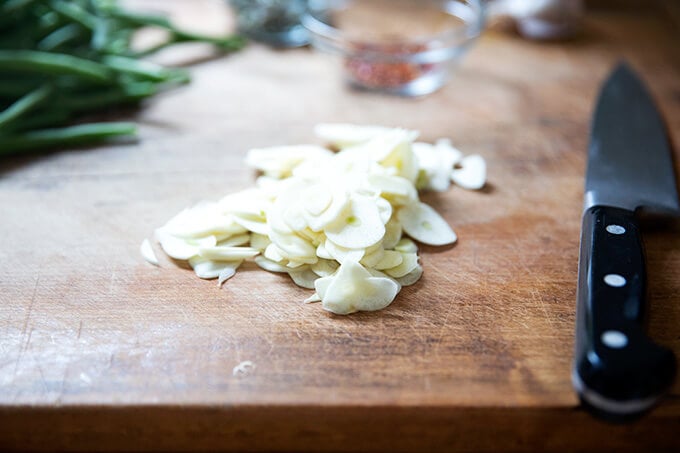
[1,1,679,451]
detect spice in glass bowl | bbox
[303,0,485,96]
[345,42,434,89]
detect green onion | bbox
[0,84,52,129]
[0,122,137,156]
[0,0,247,156]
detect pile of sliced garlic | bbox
[142,124,486,315]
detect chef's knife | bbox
[573,62,679,421]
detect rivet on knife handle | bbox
[573,206,676,420]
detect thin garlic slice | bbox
[303,293,321,304]
[217,233,251,247]
[451,154,487,190]
[199,246,260,261]
[140,238,159,266]
[360,246,385,268]
[189,256,243,280]
[245,145,333,178]
[218,265,239,286]
[314,123,415,149]
[264,243,286,262]
[413,139,464,192]
[318,260,400,315]
[394,238,418,254]
[311,259,339,277]
[374,250,403,270]
[384,252,419,278]
[324,238,365,264]
[161,202,246,239]
[382,218,403,250]
[268,229,317,263]
[288,267,318,289]
[316,243,333,260]
[231,213,269,236]
[156,232,217,260]
[395,264,423,286]
[304,189,350,232]
[250,233,271,251]
[324,194,385,249]
[254,255,289,273]
[366,173,418,207]
[397,202,457,246]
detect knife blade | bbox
[573,62,679,421]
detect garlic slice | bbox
[189,256,242,280]
[314,123,415,149]
[324,238,365,264]
[384,252,419,278]
[304,189,350,232]
[246,145,333,178]
[324,194,385,249]
[315,242,333,260]
[156,232,217,260]
[250,233,271,251]
[317,260,400,315]
[374,250,404,270]
[160,202,246,239]
[199,246,260,261]
[366,173,418,207]
[311,258,339,277]
[397,202,457,246]
[382,218,403,250]
[395,264,423,286]
[413,139,464,192]
[254,255,289,273]
[303,293,321,304]
[394,238,418,254]
[218,265,238,286]
[288,267,318,289]
[231,213,269,236]
[268,229,317,263]
[451,154,487,190]
[140,238,159,266]
[217,234,251,247]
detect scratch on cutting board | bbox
[232,360,255,377]
[21,276,40,335]
[531,287,555,329]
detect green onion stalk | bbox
[0,0,246,156]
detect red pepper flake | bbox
[345,42,433,89]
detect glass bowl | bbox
[303,0,485,96]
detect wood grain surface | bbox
[1,1,679,451]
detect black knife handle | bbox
[574,206,676,421]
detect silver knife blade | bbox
[584,63,680,214]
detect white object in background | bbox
[488,0,584,40]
